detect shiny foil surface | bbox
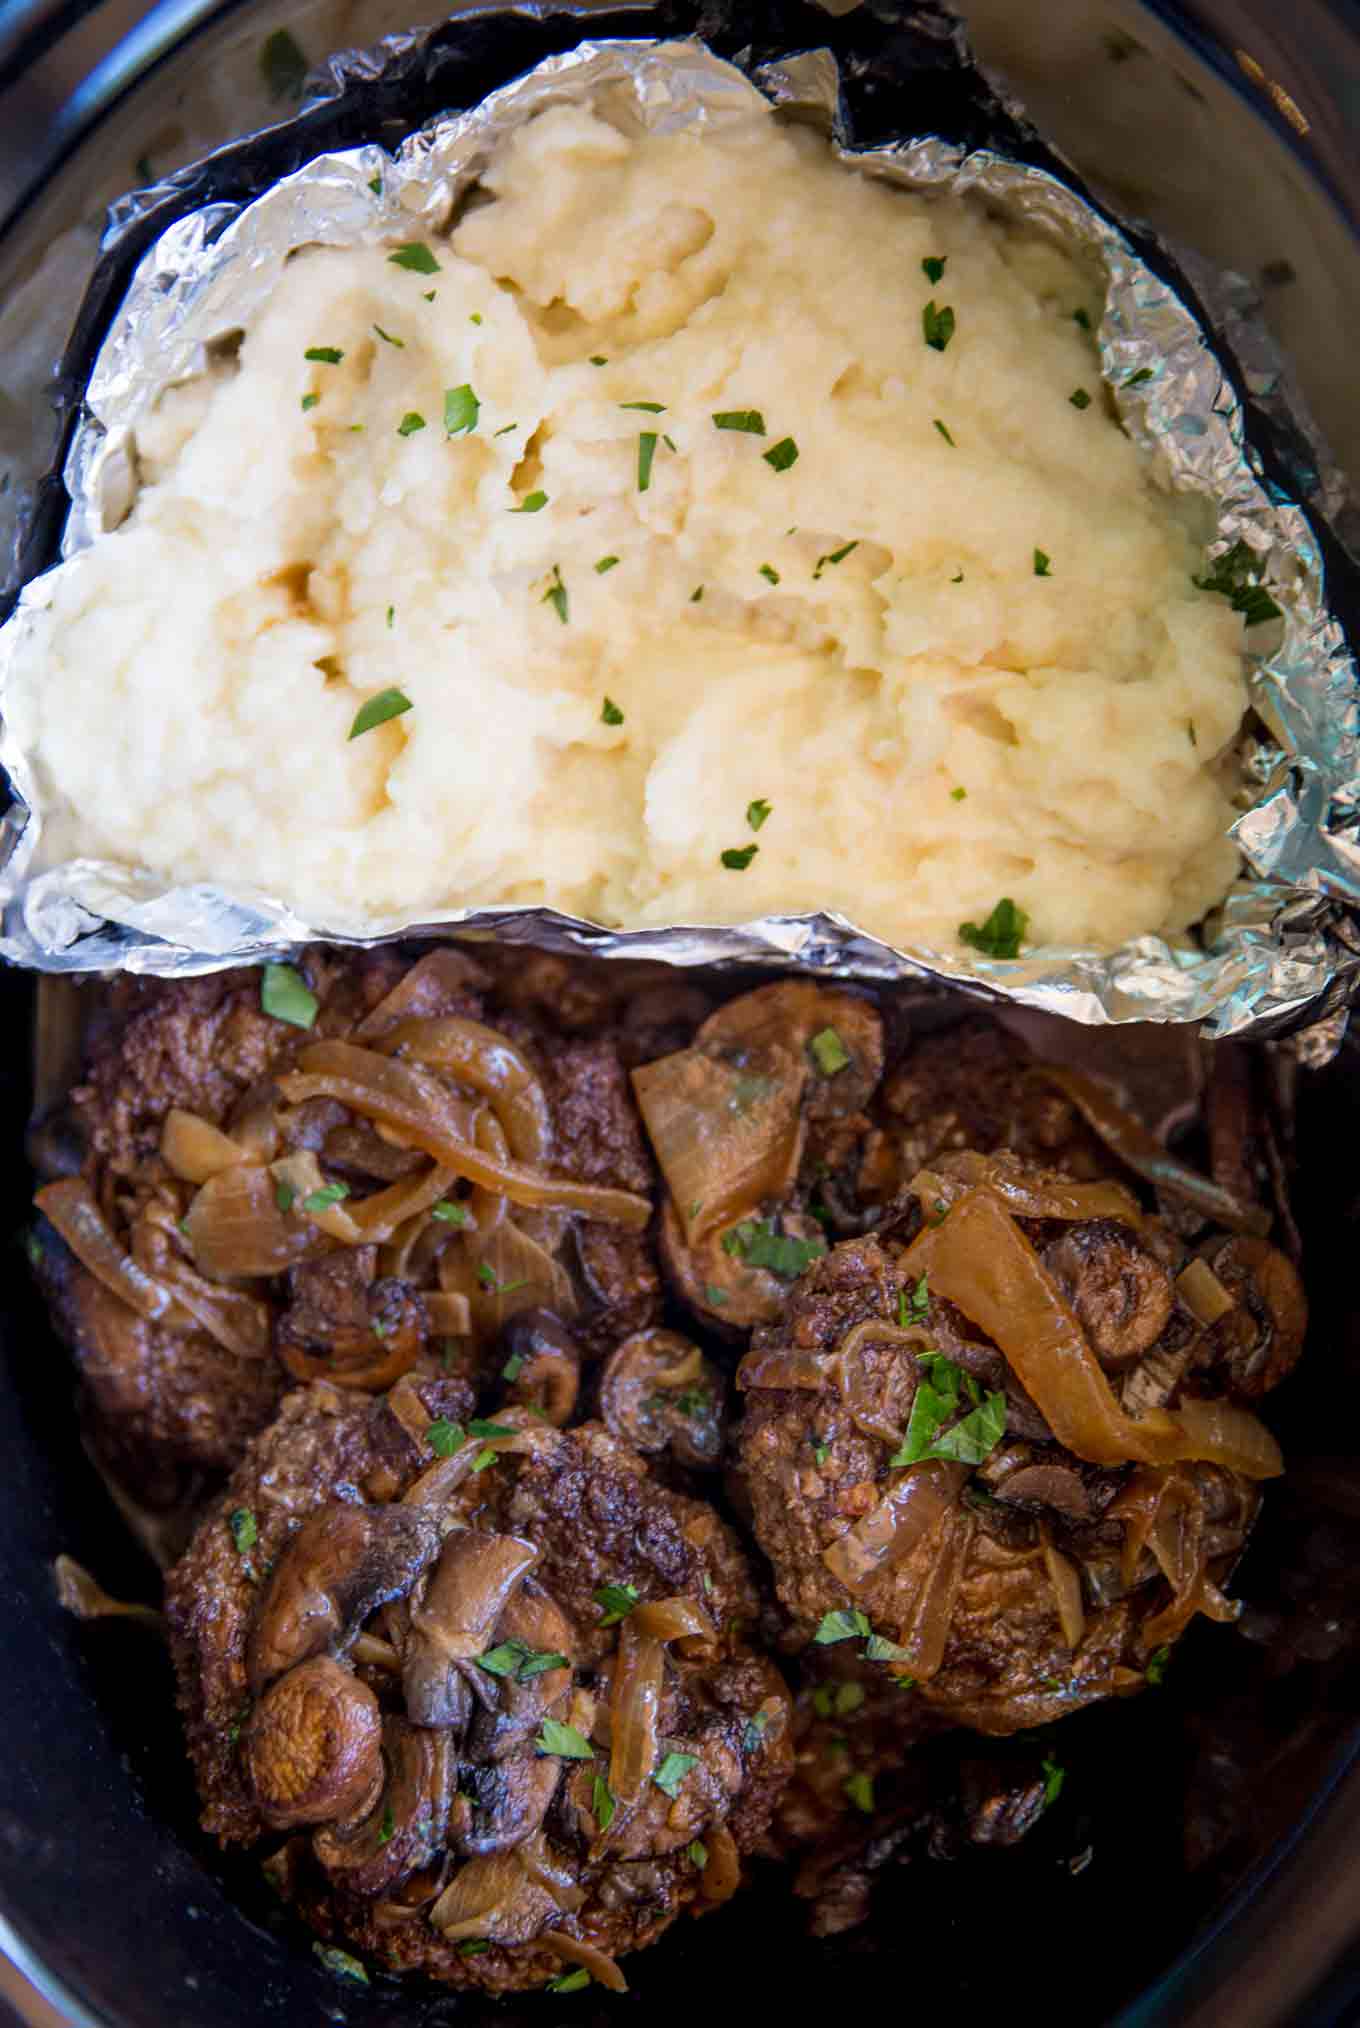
[0,27,1355,1044]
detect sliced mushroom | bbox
[460,1746,562,1855]
[1200,1236,1307,1399]
[598,1328,725,1468]
[499,1309,581,1426]
[1043,1219,1175,1369]
[403,1529,538,1727]
[991,1462,1093,1522]
[660,1197,826,1332]
[429,1834,575,1944]
[275,1246,426,1386]
[243,1656,383,1830]
[696,982,885,1122]
[468,1576,575,1764]
[313,1716,455,1897]
[960,1759,1048,1847]
[247,1502,444,1694]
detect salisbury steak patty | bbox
[167,1390,791,1994]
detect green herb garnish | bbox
[601,696,624,726]
[1145,1644,1171,1687]
[933,419,956,446]
[621,400,666,413]
[843,1771,875,1814]
[959,895,1029,958]
[1069,388,1092,409]
[922,255,947,284]
[653,1751,697,1798]
[764,436,798,472]
[542,565,568,623]
[426,1418,466,1458]
[372,324,404,347]
[260,961,317,1029]
[1194,539,1283,625]
[430,1200,470,1226]
[377,1805,395,1845]
[444,383,479,436]
[758,563,780,585]
[595,555,620,574]
[592,1774,616,1831]
[300,394,319,412]
[260,28,308,101]
[1073,307,1093,330]
[535,1718,594,1760]
[809,1027,850,1077]
[1041,1755,1066,1807]
[477,1639,568,1681]
[348,687,413,739]
[950,785,967,801]
[229,1508,257,1555]
[923,301,956,351]
[688,1840,708,1869]
[313,1945,368,1985]
[721,843,758,870]
[274,1181,295,1213]
[813,540,858,580]
[547,1970,591,1994]
[300,1182,349,1213]
[304,347,343,364]
[1124,366,1154,388]
[388,241,441,275]
[713,410,766,434]
[594,1582,639,1627]
[637,431,659,491]
[814,1608,872,1646]
[397,411,426,437]
[722,1218,825,1277]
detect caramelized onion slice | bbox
[631,1040,806,1246]
[36,1179,188,1327]
[160,1108,249,1184]
[633,1597,717,1644]
[429,1844,563,1944]
[1176,1257,1236,1328]
[897,1503,975,1682]
[1040,1531,1087,1651]
[181,1164,322,1278]
[542,1930,628,1995]
[279,1042,650,1228]
[831,1317,936,1447]
[698,1822,742,1904]
[607,1622,664,1809]
[737,1345,830,1392]
[823,1460,968,1594]
[1032,1066,1271,1237]
[906,1188,1283,1478]
[154,1255,272,1361]
[350,1162,456,1244]
[375,1017,552,1167]
[269,1150,364,1244]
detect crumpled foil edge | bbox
[0,31,1356,1044]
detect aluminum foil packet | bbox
[0,1,1357,1044]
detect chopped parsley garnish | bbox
[809,1026,850,1076]
[543,565,568,624]
[348,687,413,739]
[1124,366,1154,388]
[813,540,858,580]
[367,175,382,197]
[594,1582,639,1627]
[1194,539,1283,625]
[426,1418,466,1458]
[898,1276,930,1324]
[260,961,317,1029]
[959,895,1029,959]
[493,421,518,436]
[535,1718,594,1760]
[444,383,479,436]
[601,696,625,726]
[304,347,344,364]
[595,555,620,574]
[705,1283,729,1307]
[592,1775,616,1831]
[864,1633,913,1663]
[690,586,704,602]
[722,1218,825,1278]
[663,433,677,452]
[475,1261,527,1296]
[923,301,956,351]
[764,436,799,472]
[812,1442,829,1467]
[950,785,967,801]
[742,1709,770,1752]
[922,255,947,284]
[547,1970,590,1994]
[431,1200,470,1226]
[477,1638,568,1681]
[621,400,666,413]
[933,419,956,446]
[1041,1755,1066,1807]
[688,1840,708,1869]
[229,1508,257,1555]
[386,605,395,628]
[388,241,441,275]
[1188,720,1198,747]
[300,394,319,412]
[511,491,548,514]
[637,431,659,491]
[589,355,608,366]
[843,1772,875,1814]
[372,324,404,347]
[275,1181,295,1213]
[313,1945,368,1985]
[300,1182,349,1213]
[377,1805,395,1845]
[469,312,482,325]
[758,563,780,585]
[1069,388,1092,409]
[813,1681,866,1718]
[814,1608,872,1646]
[712,410,766,434]
[721,843,759,871]
[397,411,426,437]
[950,569,965,583]
[653,1751,697,1798]
[1145,1644,1171,1687]
[502,1349,525,1384]
[1073,307,1093,330]
[922,1390,1007,1463]
[471,1447,498,1474]
[746,798,772,831]
[260,28,308,100]
[1034,548,1053,577]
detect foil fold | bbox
[0,30,1356,1042]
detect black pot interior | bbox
[1,955,1358,2028]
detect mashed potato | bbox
[7,102,1248,951]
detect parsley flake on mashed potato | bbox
[7,101,1247,951]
